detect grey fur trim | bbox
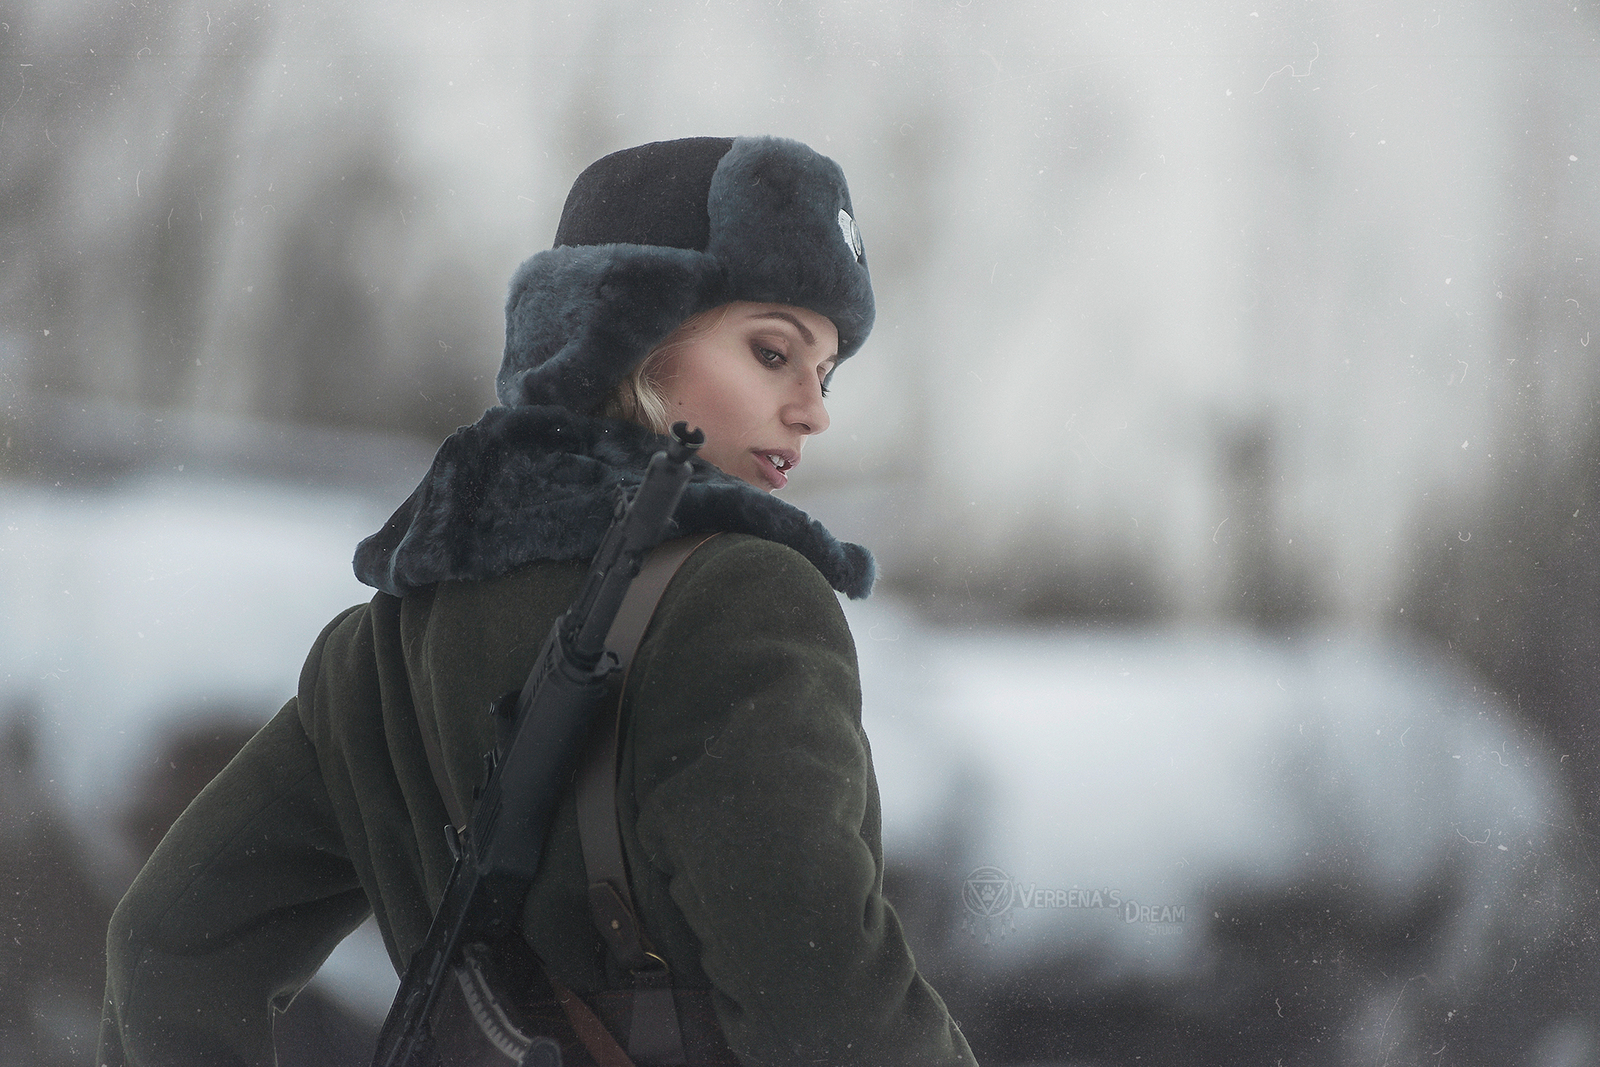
[353,407,876,600]
[497,244,724,412]
[706,137,873,359]
[496,136,873,414]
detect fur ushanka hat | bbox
[353,136,878,601]
[496,136,874,413]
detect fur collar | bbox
[354,406,874,599]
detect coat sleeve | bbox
[97,700,370,1067]
[628,537,978,1067]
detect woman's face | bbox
[653,302,837,491]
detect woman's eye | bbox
[756,346,786,367]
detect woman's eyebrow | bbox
[748,311,815,346]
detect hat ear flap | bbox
[498,245,727,411]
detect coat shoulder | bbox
[663,531,850,624]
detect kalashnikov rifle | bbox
[371,422,704,1067]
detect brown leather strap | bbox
[578,534,717,938]
[624,985,683,1065]
[577,537,711,966]
[415,535,713,841]
[576,533,718,1065]
[551,978,637,1067]
[604,535,718,674]
[413,535,718,1065]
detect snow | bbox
[0,474,383,890]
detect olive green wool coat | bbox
[98,533,977,1067]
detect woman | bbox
[98,136,977,1066]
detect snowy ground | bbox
[2,471,1593,1063]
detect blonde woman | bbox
[100,136,977,1067]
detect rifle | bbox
[371,421,705,1067]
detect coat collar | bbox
[354,406,874,599]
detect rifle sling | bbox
[416,536,714,842]
[411,534,718,1066]
[579,533,718,1065]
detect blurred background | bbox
[3,0,1599,1064]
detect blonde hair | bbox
[600,305,730,433]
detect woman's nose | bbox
[785,377,831,436]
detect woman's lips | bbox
[751,449,799,490]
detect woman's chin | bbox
[741,474,780,494]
